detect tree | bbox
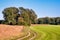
[19,7,31,26]
[18,17,27,25]
[25,9,37,24]
[37,18,43,24]
[0,20,5,24]
[49,18,55,24]
[2,7,37,26]
[2,7,19,25]
[43,17,50,24]
[55,17,60,25]
[19,7,37,25]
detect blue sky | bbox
[0,0,60,20]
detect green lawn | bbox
[30,25,60,40]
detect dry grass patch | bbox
[0,24,24,40]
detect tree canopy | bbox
[37,17,60,25]
[2,7,37,26]
[2,7,60,25]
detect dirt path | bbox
[29,31,36,40]
[17,31,30,40]
[17,30,37,40]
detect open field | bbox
[30,25,60,40]
[0,24,60,40]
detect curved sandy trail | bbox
[17,31,30,40]
[29,31,37,40]
[17,30,37,40]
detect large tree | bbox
[2,7,37,26]
[19,7,37,25]
[19,7,31,26]
[25,9,37,24]
[2,7,19,25]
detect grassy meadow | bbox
[30,25,60,40]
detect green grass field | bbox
[30,25,60,40]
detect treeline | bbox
[0,7,37,26]
[0,7,60,26]
[0,20,5,24]
[37,17,60,25]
